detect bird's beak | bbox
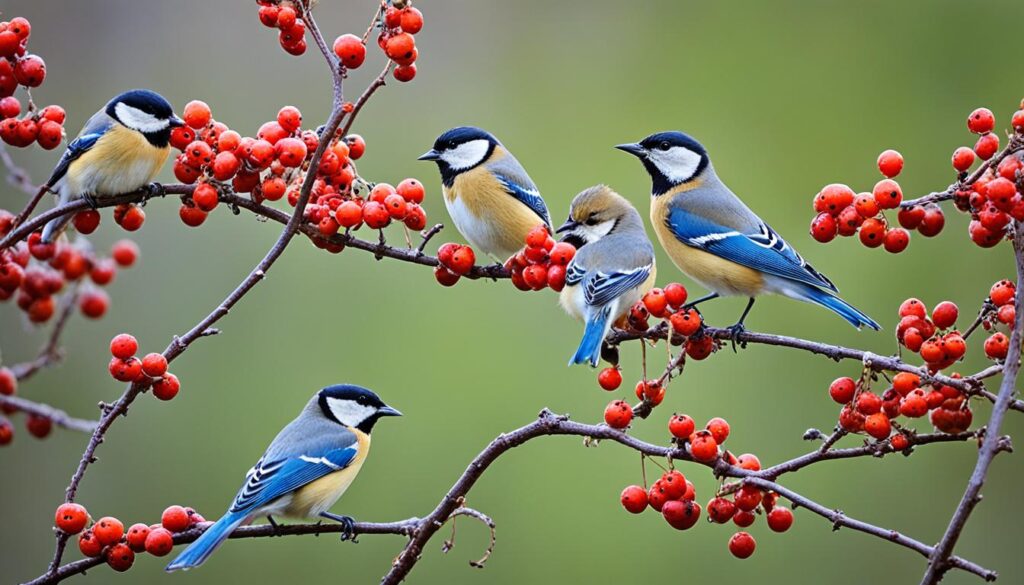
[417,149,440,161]
[615,143,645,158]
[556,218,579,234]
[378,405,402,417]
[168,115,185,128]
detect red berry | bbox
[55,503,89,534]
[891,433,910,450]
[276,105,302,133]
[810,212,837,243]
[662,499,701,530]
[648,482,669,512]
[689,429,718,462]
[400,7,424,34]
[728,531,756,559]
[669,308,702,336]
[974,133,999,160]
[179,203,208,228]
[856,391,882,415]
[72,210,100,235]
[362,201,391,229]
[817,184,855,215]
[393,64,416,82]
[985,332,1009,360]
[78,530,103,558]
[708,497,736,523]
[383,194,408,220]
[192,183,219,212]
[734,485,762,511]
[433,265,460,287]
[14,54,46,87]
[859,217,886,248]
[604,400,633,429]
[873,179,903,210]
[335,201,363,228]
[669,413,695,439]
[620,485,648,514]
[883,227,910,253]
[899,297,927,319]
[275,137,307,168]
[126,523,151,552]
[990,280,1016,307]
[899,391,929,418]
[106,542,135,572]
[952,147,975,172]
[385,33,416,62]
[549,242,576,266]
[767,507,794,532]
[854,194,880,219]
[877,149,903,178]
[829,377,856,404]
[892,372,920,396]
[642,288,668,317]
[345,134,366,159]
[597,367,622,391]
[897,205,924,230]
[0,367,16,396]
[448,246,475,275]
[94,516,125,546]
[144,527,174,557]
[931,301,958,329]
[110,333,138,359]
[152,373,181,401]
[737,453,761,471]
[162,505,191,533]
[663,283,688,308]
[141,353,168,377]
[333,34,366,69]
[111,240,139,267]
[864,412,892,440]
[109,357,142,382]
[396,178,425,204]
[733,509,755,528]
[182,100,212,130]
[705,417,730,444]
[967,107,995,134]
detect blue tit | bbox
[165,384,401,571]
[39,89,184,243]
[556,185,656,367]
[616,131,879,337]
[418,126,552,260]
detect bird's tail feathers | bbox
[792,284,880,331]
[40,213,72,244]
[571,305,613,366]
[165,510,248,572]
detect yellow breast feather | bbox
[67,125,169,196]
[448,167,543,258]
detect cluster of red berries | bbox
[256,1,311,56]
[312,178,428,252]
[949,105,1024,248]
[0,366,53,444]
[979,279,1016,360]
[504,225,577,292]
[107,334,180,400]
[0,218,138,322]
[55,502,204,571]
[895,298,965,371]
[433,242,476,286]
[0,17,66,150]
[830,370,973,439]
[617,416,791,559]
[809,156,944,253]
[332,2,424,83]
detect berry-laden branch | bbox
[33,409,993,585]
[919,223,1024,585]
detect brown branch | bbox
[900,136,1023,209]
[0,395,97,433]
[919,222,1024,584]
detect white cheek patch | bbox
[115,102,169,134]
[580,219,616,243]
[326,397,376,428]
[650,147,702,183]
[440,139,489,170]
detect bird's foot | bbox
[266,515,282,536]
[83,193,99,210]
[320,512,358,543]
[726,322,747,352]
[141,182,164,200]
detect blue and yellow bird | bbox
[557,185,656,366]
[616,131,879,337]
[165,384,401,571]
[40,89,183,243]
[419,127,552,260]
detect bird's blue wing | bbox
[228,446,358,515]
[565,262,586,287]
[666,206,837,293]
[583,264,652,307]
[46,113,114,187]
[494,173,552,228]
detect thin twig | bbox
[0,395,97,433]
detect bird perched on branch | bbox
[557,185,656,366]
[617,131,879,337]
[419,126,552,260]
[166,384,401,571]
[39,89,183,243]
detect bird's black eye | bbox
[585,213,599,226]
[658,141,671,151]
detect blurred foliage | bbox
[1,1,1022,584]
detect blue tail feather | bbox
[794,285,880,330]
[165,510,248,572]
[571,307,611,366]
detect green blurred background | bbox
[2,1,1022,583]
